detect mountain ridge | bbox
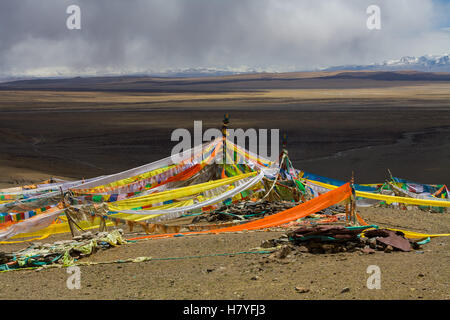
[0,70,449,93]
[323,54,450,72]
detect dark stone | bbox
[341,287,350,293]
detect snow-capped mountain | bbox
[324,54,450,72]
[148,66,259,77]
[0,66,264,81]
[2,55,449,82]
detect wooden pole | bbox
[222,114,229,165]
[345,201,350,225]
[60,187,75,237]
[99,216,107,232]
[61,187,86,236]
[279,132,288,171]
[350,171,356,225]
[282,132,287,150]
[387,169,393,181]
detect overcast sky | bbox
[0,0,449,78]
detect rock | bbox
[341,287,350,293]
[260,240,276,248]
[251,276,259,280]
[277,245,291,259]
[384,245,393,253]
[267,252,277,260]
[297,246,309,253]
[310,248,324,254]
[30,242,42,247]
[410,241,421,250]
[322,244,335,251]
[368,238,377,249]
[191,216,205,223]
[295,287,310,293]
[309,241,322,248]
[356,241,366,248]
[362,246,375,254]
[346,242,357,250]
[81,231,93,239]
[0,252,9,264]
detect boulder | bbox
[277,245,292,259]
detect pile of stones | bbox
[261,225,423,255]
[193,200,298,223]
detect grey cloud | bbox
[0,0,448,77]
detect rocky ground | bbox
[0,78,449,300]
[0,207,448,300]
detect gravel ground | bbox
[0,207,448,300]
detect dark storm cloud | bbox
[0,0,448,77]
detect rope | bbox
[260,153,285,200]
[214,210,267,219]
[180,213,203,217]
